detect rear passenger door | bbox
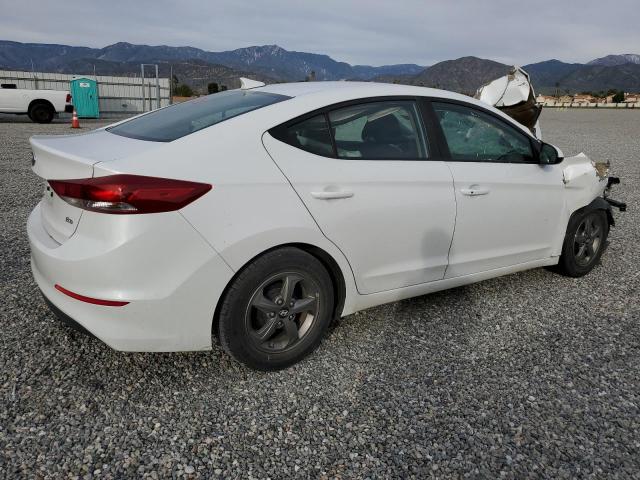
[429,101,565,278]
[263,98,456,295]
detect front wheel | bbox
[557,209,608,277]
[218,247,334,370]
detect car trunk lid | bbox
[30,129,161,244]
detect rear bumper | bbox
[27,202,235,351]
[41,292,96,338]
[64,104,74,113]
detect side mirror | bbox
[539,142,563,165]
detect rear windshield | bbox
[108,90,289,142]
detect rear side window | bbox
[271,100,429,160]
[108,90,289,142]
[433,102,535,163]
[274,114,334,157]
[329,101,427,160]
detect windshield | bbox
[108,90,290,142]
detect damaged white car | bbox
[28,80,626,370]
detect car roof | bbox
[258,81,469,102]
[256,81,536,138]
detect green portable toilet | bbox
[70,77,99,118]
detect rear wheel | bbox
[557,209,608,277]
[29,102,55,124]
[218,247,334,370]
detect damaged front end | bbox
[604,177,627,212]
[562,154,627,219]
[475,66,542,138]
[476,67,626,217]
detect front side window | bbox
[108,90,289,142]
[329,101,428,160]
[433,102,534,163]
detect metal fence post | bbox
[155,64,160,109]
[140,64,146,112]
[169,65,173,105]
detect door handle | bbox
[310,190,354,200]
[460,186,490,196]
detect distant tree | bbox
[174,84,194,97]
[207,82,219,94]
[612,91,625,103]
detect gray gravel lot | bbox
[0,109,638,478]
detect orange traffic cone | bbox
[71,109,80,129]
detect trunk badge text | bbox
[65,217,73,225]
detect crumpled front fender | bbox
[562,153,608,215]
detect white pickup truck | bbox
[0,83,73,123]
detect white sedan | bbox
[27,81,625,370]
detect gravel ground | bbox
[0,109,638,479]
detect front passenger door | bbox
[431,101,565,278]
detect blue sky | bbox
[1,0,639,66]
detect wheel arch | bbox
[28,98,55,114]
[212,242,347,337]
[569,197,614,228]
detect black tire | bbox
[28,102,55,124]
[218,247,334,370]
[557,209,608,277]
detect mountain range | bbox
[379,56,640,95]
[587,54,640,66]
[0,40,423,83]
[1,40,639,95]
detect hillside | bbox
[522,60,584,89]
[587,54,640,66]
[0,40,424,82]
[409,56,511,94]
[374,56,511,94]
[524,59,640,94]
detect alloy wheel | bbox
[244,272,320,352]
[573,214,603,267]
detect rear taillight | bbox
[66,93,72,103]
[48,174,212,214]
